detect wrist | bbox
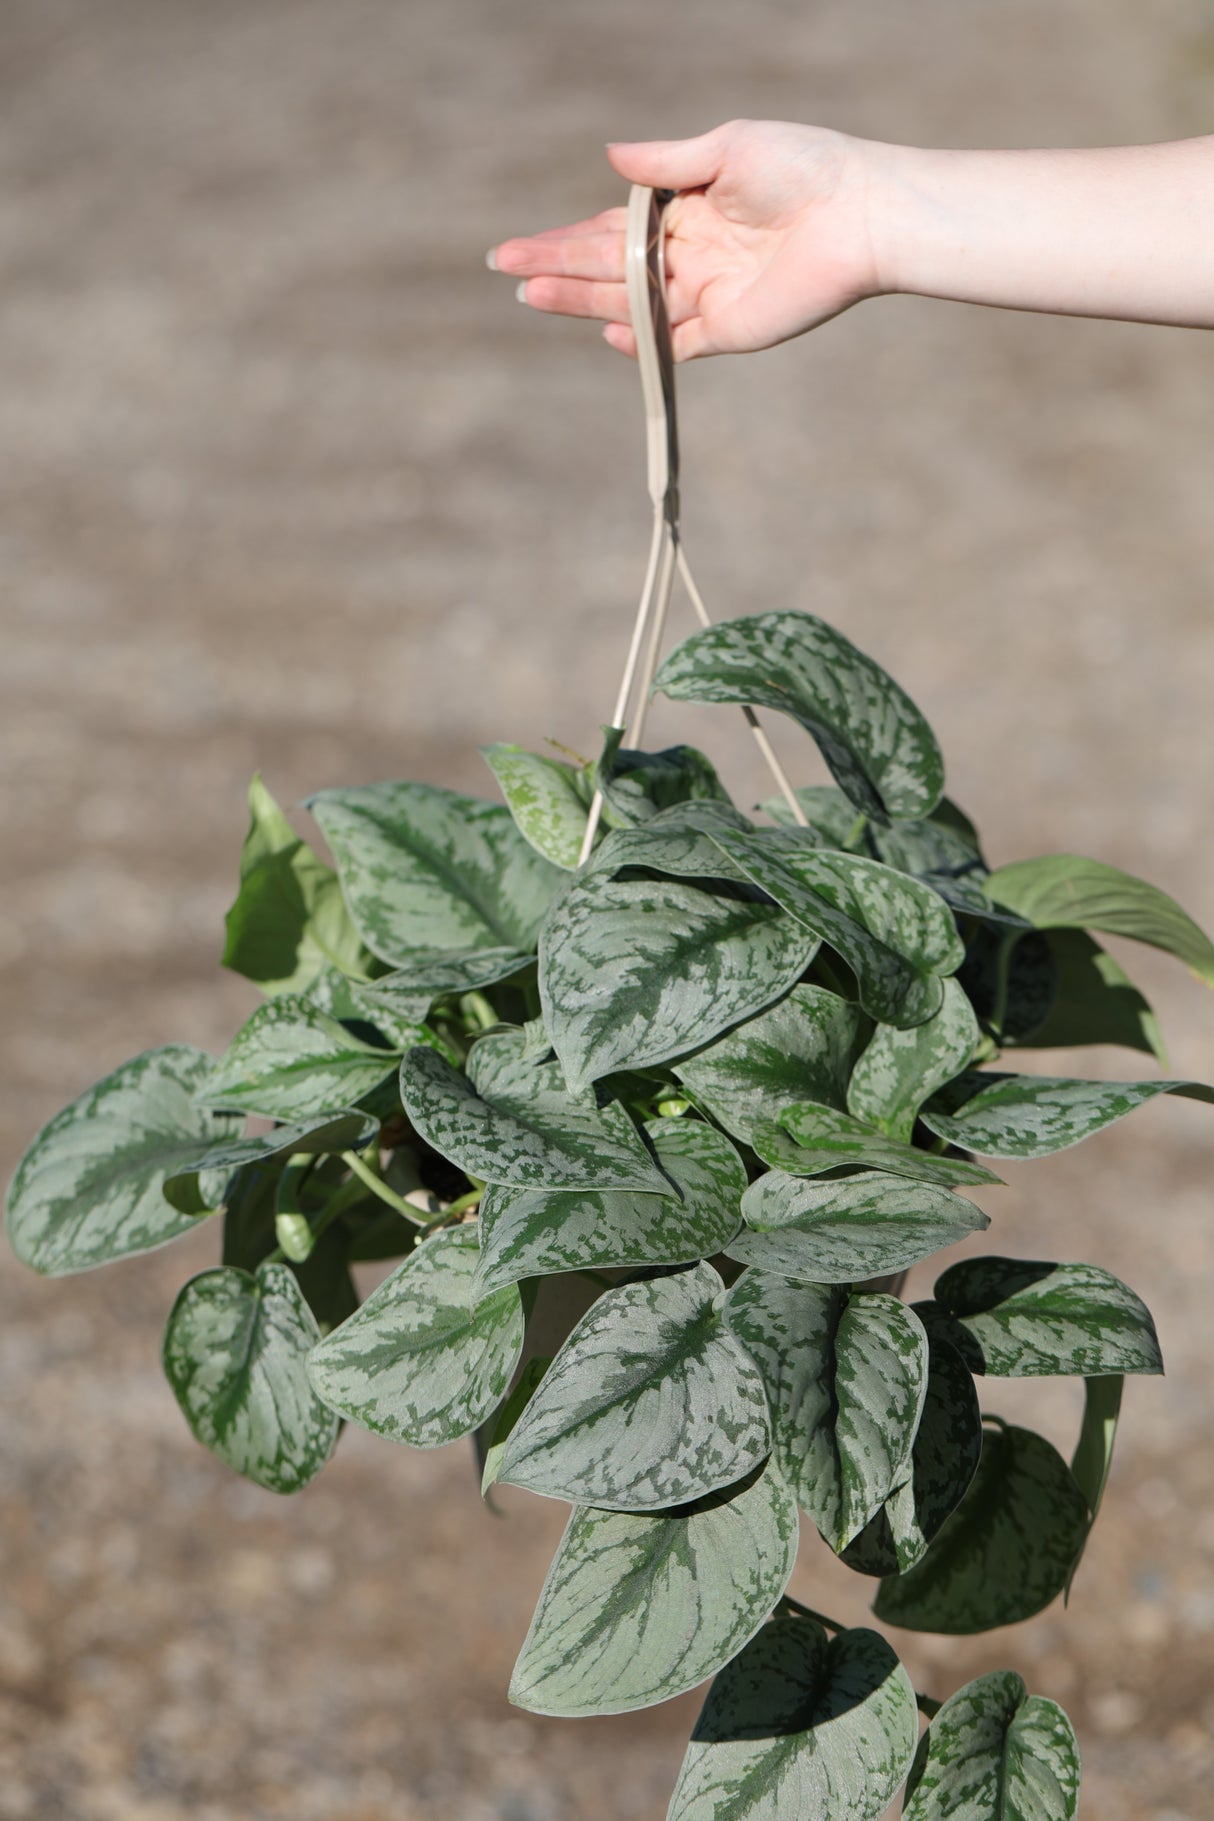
[854,137,934,301]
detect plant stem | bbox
[341,1148,421,1220]
[460,991,499,1032]
[841,812,870,852]
[442,1184,484,1219]
[779,1593,845,1633]
[916,1693,942,1720]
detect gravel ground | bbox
[3,2,1214,1816]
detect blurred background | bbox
[3,1,1214,1816]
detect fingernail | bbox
[485,248,498,271]
[515,280,529,304]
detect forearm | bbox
[870,136,1214,327]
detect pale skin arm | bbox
[487,121,1214,360]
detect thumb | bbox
[606,125,729,192]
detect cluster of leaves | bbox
[9,609,1214,1820]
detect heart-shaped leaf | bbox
[163,1108,380,1215]
[7,1046,242,1275]
[307,1226,523,1445]
[474,1118,746,1301]
[305,966,433,1045]
[710,831,963,1028]
[481,743,595,870]
[921,1071,1214,1159]
[539,869,817,1095]
[162,1261,339,1493]
[873,1423,1089,1633]
[759,1105,1003,1190]
[928,1256,1162,1377]
[847,979,979,1141]
[399,1031,671,1195]
[729,1171,987,1285]
[667,1617,918,1821]
[725,1274,928,1551]
[509,1462,797,1717]
[673,985,868,1147]
[763,785,987,877]
[308,781,562,962]
[497,1263,771,1512]
[654,610,944,823]
[199,996,403,1119]
[1019,930,1165,1063]
[596,731,732,829]
[903,1670,1081,1821]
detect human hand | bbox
[487,120,889,361]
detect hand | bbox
[488,120,888,361]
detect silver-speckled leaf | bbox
[199,996,403,1119]
[710,831,962,1028]
[725,1275,928,1552]
[163,1107,380,1214]
[162,1261,338,1493]
[510,1462,798,1717]
[654,610,945,823]
[399,1030,671,1195]
[589,803,756,880]
[308,781,562,963]
[497,1263,771,1512]
[474,1118,746,1302]
[759,1105,1002,1190]
[729,1171,987,1284]
[847,979,979,1141]
[366,944,534,1012]
[931,1256,1162,1378]
[903,1670,1081,1821]
[7,1046,242,1276]
[986,852,1214,987]
[305,966,432,1045]
[921,1070,1214,1159]
[674,986,868,1147]
[596,734,733,829]
[481,743,595,871]
[873,1424,1089,1633]
[667,1617,918,1821]
[307,1226,523,1446]
[841,1336,983,1576]
[539,870,818,1095]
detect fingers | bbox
[606,125,731,193]
[602,323,637,359]
[489,208,626,273]
[493,228,625,283]
[519,277,632,324]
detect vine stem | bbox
[779,1592,845,1633]
[340,1148,419,1218]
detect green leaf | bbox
[655,609,945,823]
[725,1275,928,1551]
[597,730,733,829]
[539,868,819,1095]
[729,1171,987,1285]
[847,979,980,1141]
[929,1256,1162,1378]
[305,966,432,1047]
[760,1104,1003,1190]
[6,1046,242,1275]
[307,781,562,963]
[364,946,534,1011]
[1066,1374,1123,1594]
[589,803,756,880]
[957,928,1059,1045]
[710,831,963,1028]
[903,1670,1081,1821]
[481,743,595,871]
[873,1424,1089,1633]
[162,1261,339,1493]
[985,853,1214,987]
[1017,930,1166,1064]
[474,1118,746,1301]
[199,996,403,1119]
[841,1336,982,1576]
[666,1617,918,1821]
[480,1356,551,1495]
[763,785,987,879]
[509,1463,798,1718]
[921,1070,1214,1159]
[307,1227,523,1445]
[673,985,869,1147]
[399,1030,671,1195]
[163,1108,380,1214]
[497,1263,771,1512]
[222,775,373,995]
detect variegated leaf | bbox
[873,1424,1089,1633]
[539,869,818,1094]
[667,1618,918,1821]
[399,1030,671,1194]
[847,979,979,1141]
[481,743,595,870]
[758,1105,1003,1190]
[163,1107,380,1214]
[305,965,432,1046]
[363,944,534,1014]
[199,996,403,1118]
[903,1670,1081,1821]
[654,609,945,823]
[729,1170,987,1285]
[497,1263,771,1512]
[509,1462,797,1717]
[929,1256,1162,1377]
[725,1275,929,1551]
[306,1226,523,1445]
[474,1118,746,1301]
[921,1071,1214,1159]
[162,1261,338,1493]
[673,985,868,1147]
[308,780,562,962]
[709,830,963,1028]
[596,732,732,829]
[7,1046,242,1275]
